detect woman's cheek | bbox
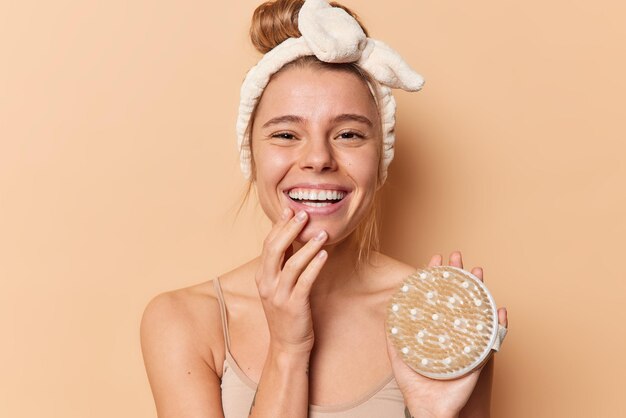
[344,151,379,185]
[253,149,295,222]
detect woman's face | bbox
[251,65,381,244]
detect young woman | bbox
[140,1,508,417]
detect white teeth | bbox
[302,201,332,207]
[288,188,346,202]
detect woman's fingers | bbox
[471,267,484,282]
[281,244,294,270]
[293,248,328,298]
[276,230,328,298]
[260,210,309,278]
[498,307,508,328]
[449,251,463,268]
[428,254,442,267]
[265,208,293,241]
[429,252,485,284]
[257,208,294,282]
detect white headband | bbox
[236,0,425,184]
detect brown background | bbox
[1,0,625,417]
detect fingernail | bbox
[316,249,327,259]
[295,210,307,222]
[281,208,290,220]
[314,230,327,241]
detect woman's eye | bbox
[272,132,296,140]
[338,131,364,140]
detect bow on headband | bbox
[236,0,425,183]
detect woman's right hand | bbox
[255,207,328,355]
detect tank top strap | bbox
[212,277,232,351]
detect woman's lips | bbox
[283,190,350,215]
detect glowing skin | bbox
[251,66,382,244]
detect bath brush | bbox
[387,265,507,380]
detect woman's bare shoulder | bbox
[139,259,261,417]
[140,257,260,374]
[140,281,224,374]
[369,251,418,286]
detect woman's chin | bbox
[295,224,351,247]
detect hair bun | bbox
[250,0,368,54]
[250,0,303,54]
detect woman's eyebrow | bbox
[261,113,373,129]
[261,115,305,128]
[333,113,373,127]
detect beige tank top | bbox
[213,278,408,417]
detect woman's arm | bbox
[140,291,225,418]
[248,208,328,417]
[247,348,310,417]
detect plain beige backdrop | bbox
[1,0,625,417]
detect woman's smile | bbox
[283,183,350,214]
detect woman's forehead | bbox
[255,66,378,123]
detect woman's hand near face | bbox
[247,208,327,417]
[256,207,328,355]
[387,251,509,418]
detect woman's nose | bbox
[299,137,337,172]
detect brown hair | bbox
[250,0,369,53]
[239,0,381,267]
